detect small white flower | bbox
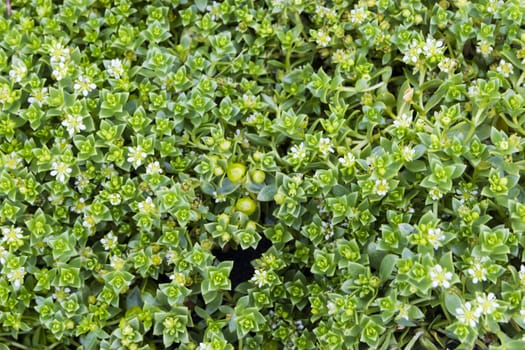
[138,197,156,214]
[393,113,412,129]
[338,152,356,168]
[108,193,122,206]
[49,42,71,64]
[422,37,444,58]
[107,59,124,79]
[316,30,331,47]
[403,40,422,64]
[50,161,72,183]
[427,227,445,249]
[476,40,493,56]
[374,179,389,196]
[429,264,453,289]
[318,137,334,156]
[0,246,8,264]
[62,114,86,136]
[327,301,338,315]
[495,59,514,78]
[456,302,481,328]
[3,152,22,170]
[82,215,96,229]
[71,197,87,214]
[146,161,163,175]
[429,188,443,201]
[250,269,269,288]
[519,265,525,285]
[438,57,458,74]
[6,267,26,290]
[396,302,410,321]
[401,146,416,162]
[127,145,147,168]
[198,343,213,350]
[350,7,367,24]
[101,232,118,250]
[74,75,97,96]
[52,62,69,81]
[28,87,49,106]
[476,293,498,315]
[9,60,27,83]
[290,142,307,161]
[486,0,503,13]
[110,255,126,270]
[1,226,23,246]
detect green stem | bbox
[465,108,485,142]
[238,336,243,350]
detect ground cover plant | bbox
[1,0,525,349]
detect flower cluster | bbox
[0,0,525,349]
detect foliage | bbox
[1,0,525,349]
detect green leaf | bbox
[257,184,277,202]
[379,254,398,282]
[444,293,462,315]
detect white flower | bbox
[138,197,156,214]
[75,174,90,192]
[438,57,458,74]
[466,257,489,284]
[127,145,147,168]
[393,113,412,129]
[62,114,86,136]
[74,75,97,96]
[49,42,71,64]
[402,40,422,64]
[429,188,443,201]
[82,215,96,229]
[476,40,493,56]
[107,59,124,79]
[290,142,307,161]
[519,265,525,285]
[422,37,445,58]
[374,179,389,196]
[486,0,503,13]
[1,226,23,245]
[250,269,269,288]
[429,264,453,289]
[350,7,367,24]
[50,161,72,183]
[146,161,163,175]
[28,87,49,106]
[8,60,27,83]
[427,227,445,249]
[0,246,8,264]
[52,62,69,81]
[101,232,118,250]
[110,255,126,270]
[198,343,213,350]
[316,30,331,47]
[108,193,122,206]
[396,302,410,321]
[318,137,334,155]
[476,293,498,315]
[327,301,338,315]
[3,152,22,170]
[6,267,26,290]
[338,152,356,168]
[495,59,514,78]
[456,302,481,327]
[71,197,87,214]
[401,146,416,162]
